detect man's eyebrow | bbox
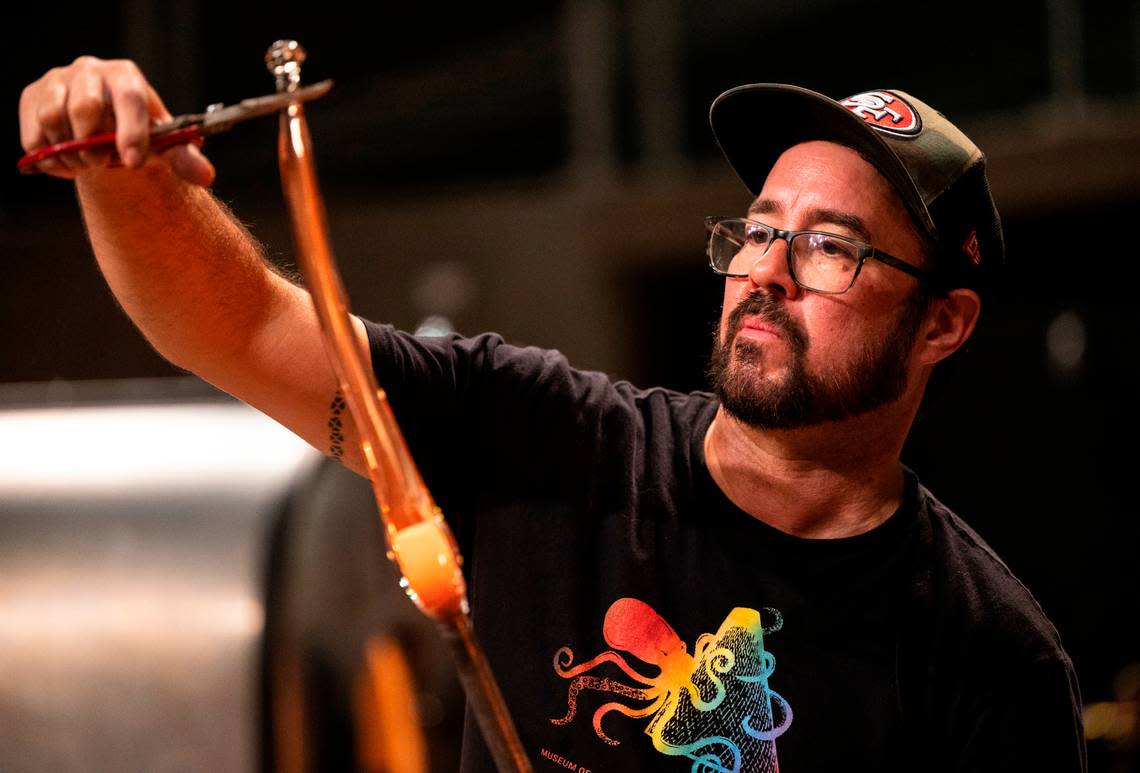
[748,198,780,217]
[748,199,873,243]
[809,208,872,243]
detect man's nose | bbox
[746,238,799,299]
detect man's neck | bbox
[703,407,910,539]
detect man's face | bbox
[709,140,932,429]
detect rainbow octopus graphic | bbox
[550,598,792,772]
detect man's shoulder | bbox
[901,484,1085,770]
[911,483,1068,662]
[364,321,726,458]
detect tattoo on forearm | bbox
[328,390,347,461]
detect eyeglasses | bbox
[705,216,937,295]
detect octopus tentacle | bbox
[648,732,742,773]
[736,651,775,684]
[692,632,717,660]
[686,646,735,711]
[741,688,793,741]
[553,646,657,685]
[592,695,665,745]
[550,675,653,729]
[691,745,742,773]
[761,607,783,635]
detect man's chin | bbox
[727,340,791,383]
[724,364,788,397]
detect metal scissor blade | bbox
[199,79,334,134]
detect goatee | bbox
[706,289,929,429]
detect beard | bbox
[706,288,930,429]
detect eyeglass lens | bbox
[709,220,860,293]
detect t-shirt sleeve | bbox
[954,652,1087,772]
[908,499,1089,772]
[361,320,633,511]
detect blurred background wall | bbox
[3,0,1138,769]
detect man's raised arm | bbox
[19,56,371,476]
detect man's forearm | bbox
[76,162,295,382]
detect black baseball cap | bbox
[709,84,1003,294]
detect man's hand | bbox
[19,56,215,187]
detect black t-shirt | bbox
[365,322,1087,773]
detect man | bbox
[20,60,1085,771]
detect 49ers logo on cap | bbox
[840,91,922,137]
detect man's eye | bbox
[814,236,858,260]
[745,227,770,246]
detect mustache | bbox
[724,290,807,352]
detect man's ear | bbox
[918,288,981,366]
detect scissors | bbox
[17,79,334,174]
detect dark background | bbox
[3,1,1138,769]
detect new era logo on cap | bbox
[840,91,922,137]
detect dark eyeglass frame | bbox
[705,216,939,295]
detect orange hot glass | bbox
[268,40,531,773]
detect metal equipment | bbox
[0,378,464,772]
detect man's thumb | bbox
[167,143,215,188]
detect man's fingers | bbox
[67,68,115,167]
[30,77,72,147]
[34,156,77,180]
[18,57,169,176]
[20,56,216,183]
[105,61,156,169]
[66,68,111,137]
[34,87,81,174]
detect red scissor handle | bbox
[17,126,205,174]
